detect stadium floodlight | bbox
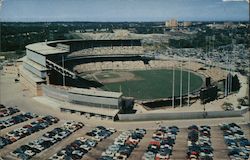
[225,53,229,96]
[188,55,191,106]
[172,55,175,108]
[180,58,183,107]
[62,55,65,86]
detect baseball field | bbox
[96,69,204,100]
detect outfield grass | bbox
[101,69,204,100]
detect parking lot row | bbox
[0,112,38,130]
[99,128,146,160]
[0,115,59,149]
[1,121,248,160]
[0,104,20,118]
[10,121,84,160]
[49,126,116,160]
[220,123,249,160]
[142,126,179,160]
[187,125,213,160]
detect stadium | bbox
[19,39,239,121]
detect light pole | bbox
[172,58,175,108]
[188,56,191,106]
[180,60,183,107]
[62,55,65,86]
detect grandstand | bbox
[69,46,145,57]
[74,61,146,73]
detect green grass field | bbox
[101,69,204,100]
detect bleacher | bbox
[74,61,146,73]
[69,46,145,57]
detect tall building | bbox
[165,19,178,28]
[183,21,192,27]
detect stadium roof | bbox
[26,42,68,56]
[69,88,122,98]
[25,39,142,56]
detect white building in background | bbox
[165,19,178,28]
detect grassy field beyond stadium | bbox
[99,69,204,100]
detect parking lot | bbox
[1,121,64,158]
[0,117,249,160]
[127,124,249,160]
[35,127,88,160]
[83,131,121,160]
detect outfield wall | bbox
[118,110,245,121]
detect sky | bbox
[0,0,249,22]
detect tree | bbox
[231,75,241,92]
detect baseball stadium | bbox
[18,39,244,121]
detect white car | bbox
[42,137,57,143]
[24,150,35,157]
[86,139,97,147]
[80,144,91,151]
[102,150,116,157]
[107,128,117,133]
[72,150,84,157]
[200,152,213,158]
[77,137,87,142]
[189,154,198,160]
[155,152,170,159]
[118,135,129,140]
[91,136,102,142]
[121,131,131,136]
[153,132,164,139]
[27,143,44,151]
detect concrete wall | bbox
[42,85,69,101]
[20,73,43,96]
[23,63,47,79]
[42,85,121,109]
[26,49,46,66]
[68,93,120,107]
[118,110,243,121]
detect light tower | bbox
[172,55,175,108]
[188,55,191,106]
[62,55,65,86]
[180,58,183,107]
